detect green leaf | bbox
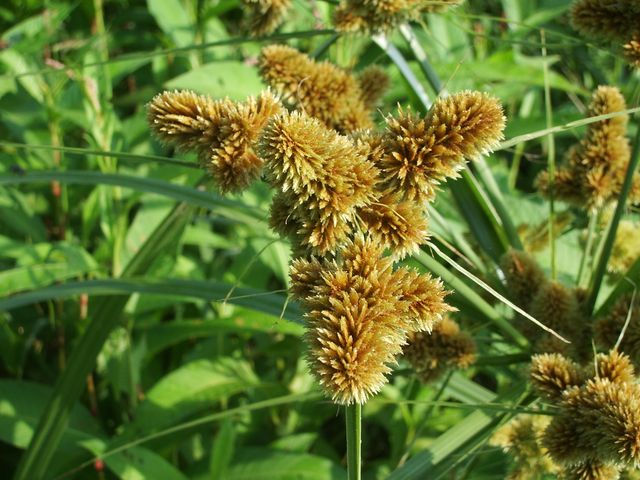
[210,419,236,479]
[121,358,260,439]
[165,61,264,100]
[13,203,195,480]
[0,278,302,323]
[0,170,265,225]
[222,448,346,480]
[147,0,194,48]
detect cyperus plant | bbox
[147,43,506,477]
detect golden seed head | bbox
[358,192,429,259]
[500,249,546,311]
[490,415,558,480]
[379,92,505,202]
[560,461,620,480]
[593,350,635,384]
[529,281,581,351]
[356,65,391,109]
[571,0,640,42]
[404,316,476,383]
[259,110,378,254]
[537,86,634,210]
[333,0,463,33]
[530,353,584,400]
[595,295,640,367]
[258,45,378,133]
[147,89,281,193]
[609,220,640,275]
[624,33,640,68]
[298,234,452,404]
[242,0,291,36]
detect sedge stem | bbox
[346,403,362,480]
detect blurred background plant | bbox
[1,0,640,479]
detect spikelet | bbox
[258,45,384,133]
[333,0,463,33]
[593,350,636,384]
[530,353,584,400]
[356,65,391,109]
[561,460,621,480]
[500,249,546,311]
[490,415,558,480]
[259,110,378,253]
[570,0,640,42]
[147,90,281,193]
[379,92,505,202]
[609,221,640,275]
[357,192,429,258]
[595,295,640,367]
[403,316,476,382]
[293,234,452,404]
[529,281,581,353]
[534,351,640,469]
[242,0,291,36]
[624,34,640,68]
[538,86,638,210]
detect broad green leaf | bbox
[147,0,194,48]
[122,358,260,439]
[165,61,264,100]
[222,448,345,480]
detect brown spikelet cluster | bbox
[571,0,640,68]
[333,0,463,33]
[608,220,640,275]
[490,415,558,480]
[289,235,453,404]
[500,250,592,361]
[241,0,292,36]
[147,90,281,193]
[379,92,505,203]
[516,213,573,254]
[595,295,640,368]
[403,316,476,383]
[148,51,507,406]
[259,110,378,254]
[537,86,638,211]
[531,350,640,477]
[258,45,388,133]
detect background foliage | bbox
[1,0,639,478]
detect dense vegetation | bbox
[1,0,640,479]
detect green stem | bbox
[346,403,362,480]
[587,120,640,313]
[398,23,444,96]
[541,30,557,279]
[576,211,598,286]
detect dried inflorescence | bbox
[242,0,292,36]
[290,235,453,404]
[147,49,508,408]
[571,0,640,68]
[379,92,505,203]
[490,415,558,480]
[333,0,463,33]
[500,249,546,311]
[537,86,638,211]
[608,220,640,275]
[259,110,378,254]
[595,294,640,368]
[147,89,281,193]
[403,316,476,382]
[259,45,388,133]
[530,350,640,477]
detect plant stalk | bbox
[346,403,362,480]
[587,119,640,313]
[576,211,598,286]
